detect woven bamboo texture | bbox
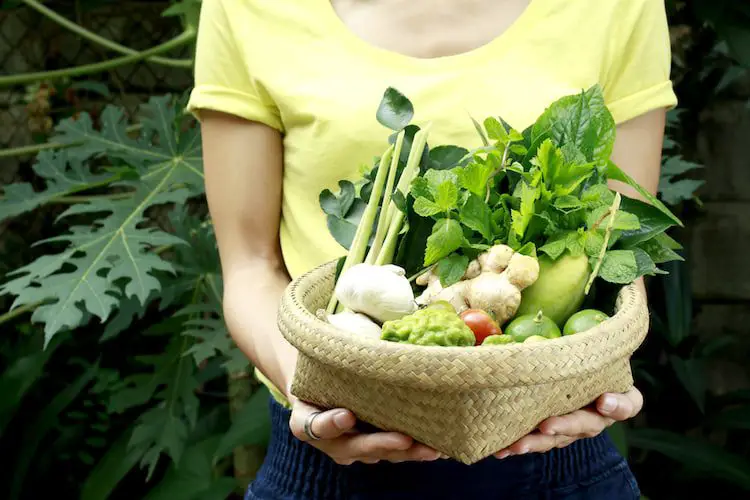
[278,260,650,464]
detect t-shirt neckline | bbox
[316,0,541,70]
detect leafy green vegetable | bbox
[424,218,464,266]
[436,254,470,287]
[459,194,494,240]
[376,87,414,130]
[599,250,638,284]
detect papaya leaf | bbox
[213,386,272,463]
[0,150,114,222]
[0,96,204,346]
[81,426,144,500]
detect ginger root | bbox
[415,245,540,324]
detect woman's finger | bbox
[538,408,613,438]
[289,400,356,442]
[494,433,574,458]
[595,388,643,420]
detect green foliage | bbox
[0,96,269,499]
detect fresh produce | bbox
[482,334,514,346]
[334,263,417,323]
[505,311,561,342]
[515,253,591,327]
[318,85,685,349]
[524,335,548,343]
[459,308,502,345]
[563,309,609,336]
[381,307,475,347]
[322,311,382,339]
[415,244,539,324]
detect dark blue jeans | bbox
[245,399,640,499]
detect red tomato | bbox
[460,309,502,345]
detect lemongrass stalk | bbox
[585,192,622,294]
[375,128,430,266]
[326,145,394,313]
[365,131,404,264]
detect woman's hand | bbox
[290,399,443,465]
[493,388,643,458]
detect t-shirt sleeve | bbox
[601,0,678,124]
[186,0,283,131]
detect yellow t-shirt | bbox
[187,0,677,405]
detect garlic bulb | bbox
[334,263,418,323]
[324,311,383,339]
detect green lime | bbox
[482,335,514,346]
[505,310,561,342]
[563,309,609,336]
[524,335,548,343]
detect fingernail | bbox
[332,410,350,429]
[496,451,511,459]
[600,395,617,414]
[518,446,530,455]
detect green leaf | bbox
[581,184,615,208]
[433,181,458,212]
[457,162,495,197]
[483,116,508,142]
[376,87,414,130]
[0,97,203,345]
[565,230,587,256]
[511,182,540,238]
[713,405,750,430]
[617,196,678,247]
[436,254,470,287]
[599,250,638,284]
[413,197,444,217]
[70,80,111,98]
[661,260,692,347]
[392,191,407,213]
[516,242,537,258]
[553,195,583,213]
[539,232,570,260]
[607,423,629,458]
[606,161,682,226]
[0,150,114,223]
[470,115,490,146]
[424,218,464,266]
[429,145,469,170]
[213,386,271,462]
[637,234,684,264]
[660,178,705,206]
[532,139,564,184]
[410,176,432,200]
[81,427,144,500]
[459,193,493,240]
[326,216,358,249]
[670,356,707,413]
[628,429,750,490]
[319,181,355,219]
[532,85,616,166]
[633,247,665,278]
[11,363,99,499]
[584,230,605,258]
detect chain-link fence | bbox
[0,1,192,181]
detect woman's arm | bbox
[200,110,297,395]
[200,110,442,464]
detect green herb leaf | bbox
[424,218,464,266]
[566,230,587,256]
[484,117,508,142]
[436,254,470,287]
[617,195,678,247]
[429,145,470,170]
[599,250,638,284]
[516,242,537,258]
[319,181,355,219]
[327,217,358,249]
[636,234,684,264]
[457,162,495,197]
[632,247,666,277]
[581,184,615,208]
[532,85,616,166]
[511,182,540,238]
[553,195,583,213]
[392,191,407,213]
[532,139,564,184]
[413,197,444,217]
[539,232,570,259]
[410,177,432,200]
[434,182,458,212]
[376,87,414,130]
[584,230,605,258]
[606,161,682,226]
[459,193,494,240]
[470,115,490,146]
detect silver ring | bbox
[303,411,323,441]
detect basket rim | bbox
[279,260,650,390]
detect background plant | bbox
[0,0,748,499]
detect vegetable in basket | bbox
[319,85,685,343]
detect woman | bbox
[187,0,676,498]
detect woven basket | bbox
[278,260,650,464]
